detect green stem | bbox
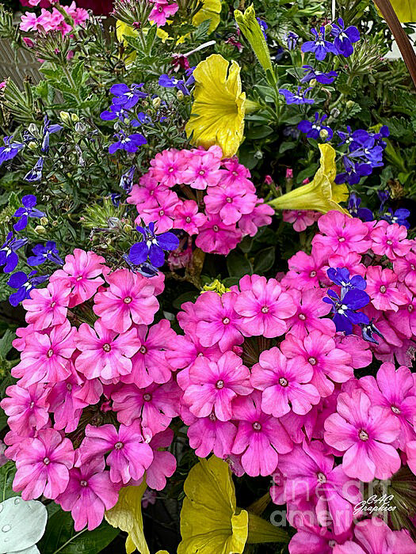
[52,529,87,554]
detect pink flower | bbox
[221,157,254,189]
[327,251,366,278]
[184,409,237,459]
[289,528,351,554]
[394,251,416,292]
[140,189,180,233]
[204,183,257,225]
[1,384,49,436]
[195,215,242,255]
[77,422,153,484]
[251,347,320,417]
[75,320,140,381]
[183,351,252,421]
[285,288,335,339]
[149,0,179,26]
[57,457,119,531]
[149,148,186,187]
[324,389,401,482]
[386,284,416,338]
[234,276,296,338]
[231,391,293,476]
[281,330,354,397]
[194,291,243,352]
[173,200,206,235]
[370,221,411,260]
[14,428,74,500]
[334,334,372,370]
[146,429,176,490]
[312,211,371,256]
[365,266,406,312]
[238,200,274,237]
[181,147,224,190]
[333,518,416,554]
[47,370,87,433]
[50,249,106,307]
[283,248,329,290]
[359,362,416,449]
[23,280,71,331]
[93,268,159,333]
[128,174,164,211]
[283,210,319,232]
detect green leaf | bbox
[245,126,274,139]
[253,247,276,273]
[173,291,199,310]
[0,330,15,358]
[0,461,18,502]
[296,163,318,184]
[39,510,119,554]
[279,142,296,154]
[226,250,253,278]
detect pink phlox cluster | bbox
[149,0,179,27]
[20,1,89,35]
[283,209,321,232]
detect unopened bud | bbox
[152,97,161,109]
[60,111,70,123]
[176,90,184,100]
[28,141,37,150]
[71,113,79,122]
[319,129,329,140]
[34,225,46,235]
[40,217,49,226]
[123,223,133,233]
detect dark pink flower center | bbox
[379,285,387,294]
[80,480,88,487]
[76,275,83,281]
[308,357,317,365]
[409,305,414,313]
[66,384,72,391]
[412,264,416,271]
[29,401,35,409]
[51,301,56,308]
[140,345,147,354]
[317,472,327,484]
[47,349,54,358]
[143,393,152,402]
[232,171,238,176]
[359,429,369,441]
[279,377,289,387]
[168,167,175,173]
[216,380,225,389]
[209,413,217,421]
[222,317,230,325]
[159,210,164,216]
[213,225,219,232]
[298,313,306,321]
[43,457,50,465]
[114,442,124,450]
[261,306,269,314]
[391,406,401,414]
[252,421,262,431]
[124,296,132,304]
[103,343,111,352]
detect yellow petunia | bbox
[269,144,351,215]
[186,54,246,158]
[193,0,222,33]
[375,0,415,22]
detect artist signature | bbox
[354,494,397,517]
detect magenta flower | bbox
[93,268,159,333]
[283,210,320,232]
[238,200,274,238]
[146,429,176,490]
[324,389,401,482]
[173,200,206,235]
[149,148,186,187]
[289,527,352,554]
[75,319,141,381]
[366,266,407,312]
[195,215,242,255]
[231,391,293,476]
[181,147,224,190]
[195,290,243,352]
[221,157,253,188]
[149,0,179,27]
[23,280,71,331]
[47,371,88,433]
[285,288,334,339]
[185,410,237,459]
[140,190,180,233]
[57,457,119,531]
[128,174,165,211]
[394,251,416,293]
[281,330,354,397]
[370,221,411,260]
[183,351,252,421]
[312,211,371,256]
[78,422,153,484]
[251,347,320,417]
[283,248,329,290]
[204,183,257,225]
[234,276,296,338]
[14,428,74,500]
[387,284,416,338]
[1,383,49,436]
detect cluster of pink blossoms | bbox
[149,0,179,27]
[1,249,180,531]
[127,145,274,260]
[20,1,89,35]
[174,210,416,553]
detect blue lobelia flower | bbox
[24,157,44,182]
[348,193,374,222]
[100,104,141,127]
[331,18,360,57]
[377,190,390,212]
[109,131,147,154]
[0,232,28,273]
[41,116,62,153]
[8,270,49,306]
[279,86,314,105]
[285,31,299,50]
[327,267,367,297]
[334,155,372,185]
[298,113,333,141]
[110,83,147,109]
[301,65,338,84]
[123,254,159,278]
[27,241,63,266]
[256,17,268,39]
[323,288,370,335]
[301,26,337,61]
[13,195,45,232]
[0,136,24,166]
[382,208,411,229]
[129,222,179,268]
[361,320,384,344]
[159,70,194,96]
[119,166,136,193]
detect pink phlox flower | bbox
[13,324,38,352]
[47,368,88,433]
[281,330,354,398]
[334,334,372,370]
[56,456,119,531]
[173,199,206,235]
[50,249,107,307]
[195,215,242,255]
[238,200,274,237]
[14,428,74,500]
[285,288,335,339]
[221,157,254,189]
[289,527,352,554]
[177,300,199,336]
[370,220,411,260]
[77,422,153,484]
[181,147,225,190]
[149,148,187,187]
[394,250,416,292]
[145,429,176,490]
[1,383,49,436]
[326,251,366,278]
[312,211,371,256]
[93,268,159,333]
[386,284,416,338]
[231,391,293,477]
[324,389,401,482]
[127,175,165,211]
[75,319,141,381]
[72,376,103,406]
[23,280,71,331]
[183,351,252,421]
[204,183,257,225]
[149,0,179,26]
[283,210,320,232]
[167,244,193,270]
[283,248,329,290]
[365,266,407,312]
[140,189,180,233]
[251,346,320,417]
[234,276,296,338]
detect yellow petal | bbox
[193,0,222,33]
[376,0,416,22]
[105,482,150,554]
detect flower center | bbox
[379,285,387,294]
[168,167,175,173]
[139,345,147,354]
[209,413,217,421]
[51,301,56,308]
[222,317,230,325]
[279,377,289,387]
[338,237,346,242]
[412,264,416,271]
[391,406,401,414]
[317,472,327,484]
[80,480,88,487]
[232,171,238,176]
[409,305,414,313]
[261,306,269,314]
[159,210,164,216]
[226,197,233,203]
[43,457,50,465]
[252,421,262,431]
[298,313,306,321]
[124,296,132,304]
[328,540,336,548]
[386,240,393,245]
[114,441,124,450]
[47,349,54,358]
[216,380,225,389]
[76,275,83,281]
[143,393,152,402]
[309,270,317,278]
[199,170,205,176]
[308,357,317,365]
[359,429,369,441]
[29,401,35,409]
[103,343,111,352]
[185,216,191,223]
[66,384,72,391]
[213,225,219,232]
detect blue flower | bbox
[109,131,147,154]
[256,18,268,39]
[27,241,63,266]
[361,320,384,344]
[279,86,314,105]
[377,190,390,212]
[110,83,147,109]
[301,65,338,84]
[13,195,45,232]
[24,157,44,182]
[100,104,141,127]
[335,155,372,185]
[298,113,333,141]
[41,116,62,153]
[327,267,367,297]
[0,136,24,166]
[323,288,370,335]
[331,18,360,57]
[119,166,136,193]
[123,254,159,278]
[284,31,299,50]
[301,27,337,61]
[158,71,194,96]
[0,232,28,273]
[348,193,374,222]
[382,208,411,229]
[7,270,49,307]
[129,222,179,268]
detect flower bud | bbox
[28,141,37,150]
[40,217,49,226]
[71,113,79,122]
[176,90,184,100]
[309,78,317,88]
[123,223,133,233]
[34,225,46,235]
[320,129,329,140]
[152,97,161,109]
[60,111,71,123]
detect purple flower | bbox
[0,137,24,166]
[109,131,147,154]
[331,18,360,57]
[348,193,374,222]
[24,157,44,182]
[382,208,410,229]
[301,27,337,61]
[110,83,147,109]
[334,155,372,185]
[8,270,48,307]
[123,254,159,278]
[0,232,28,273]
[285,31,299,50]
[100,105,141,127]
[13,195,45,232]
[119,166,136,193]
[377,190,390,212]
[41,116,62,153]
[327,267,367,297]
[323,288,370,335]
[129,222,179,268]
[256,17,268,39]
[27,241,63,267]
[301,65,338,84]
[279,86,314,105]
[159,72,194,96]
[361,320,384,344]
[298,113,333,141]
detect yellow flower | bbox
[202,279,230,295]
[375,0,415,22]
[193,0,222,33]
[186,54,246,158]
[178,456,288,554]
[269,144,350,215]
